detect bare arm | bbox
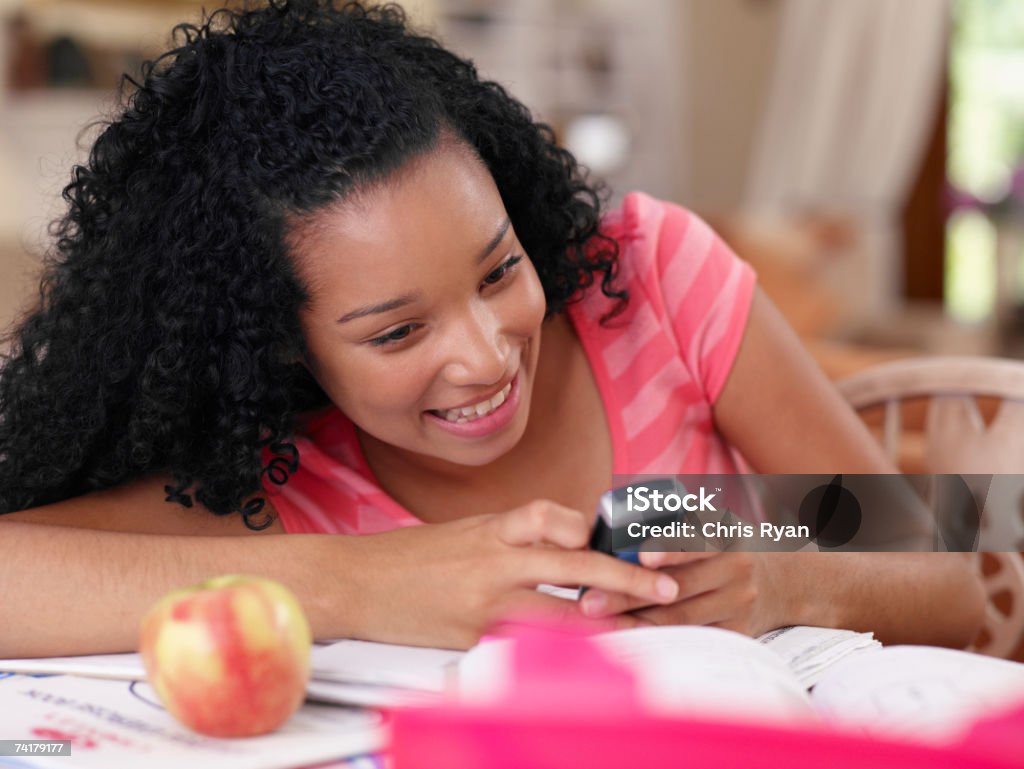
[1,475,287,536]
[0,478,364,656]
[0,479,680,657]
[711,288,985,648]
[0,519,356,657]
[584,288,985,648]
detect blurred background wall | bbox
[1,0,1023,376]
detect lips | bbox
[429,380,513,423]
[425,370,522,440]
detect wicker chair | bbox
[837,356,1024,659]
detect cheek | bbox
[319,353,426,418]
[298,323,399,414]
[515,264,548,332]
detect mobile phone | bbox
[583,479,696,602]
[588,489,641,565]
[589,478,690,565]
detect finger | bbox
[487,589,622,635]
[632,581,750,628]
[526,548,680,607]
[638,550,718,569]
[496,501,591,549]
[604,611,657,631]
[579,587,628,618]
[489,590,658,636]
[580,555,730,618]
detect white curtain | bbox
[745,0,950,315]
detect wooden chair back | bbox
[837,356,1024,659]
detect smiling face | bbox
[287,139,548,471]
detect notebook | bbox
[457,623,1024,743]
[0,673,383,769]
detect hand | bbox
[577,550,792,637]
[338,500,681,649]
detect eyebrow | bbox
[335,217,512,324]
[336,294,418,324]
[475,218,512,265]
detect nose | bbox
[441,305,510,387]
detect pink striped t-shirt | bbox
[268,192,756,534]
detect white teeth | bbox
[489,390,505,410]
[436,381,512,423]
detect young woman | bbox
[0,0,984,658]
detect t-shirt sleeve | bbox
[627,193,757,404]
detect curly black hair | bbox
[0,0,626,528]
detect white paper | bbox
[810,645,1024,743]
[0,654,144,681]
[0,674,383,769]
[0,638,466,706]
[756,625,881,687]
[304,678,440,709]
[598,625,815,723]
[457,623,1024,737]
[310,639,463,692]
[535,584,580,601]
[458,625,815,726]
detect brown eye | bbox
[483,255,522,286]
[369,324,417,347]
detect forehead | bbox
[286,143,508,292]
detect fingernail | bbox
[581,591,606,617]
[641,551,664,568]
[656,575,678,601]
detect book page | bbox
[0,654,144,681]
[0,673,382,769]
[459,625,815,726]
[757,626,881,687]
[304,678,440,709]
[0,640,464,708]
[810,645,1024,743]
[597,626,814,723]
[310,639,463,692]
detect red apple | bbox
[139,574,312,737]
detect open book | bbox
[4,624,1023,747]
[0,625,872,708]
[457,624,1024,745]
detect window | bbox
[947,0,1024,324]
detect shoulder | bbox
[601,192,737,290]
[596,192,753,318]
[603,192,703,252]
[591,192,757,404]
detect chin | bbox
[444,415,531,468]
[452,429,526,467]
